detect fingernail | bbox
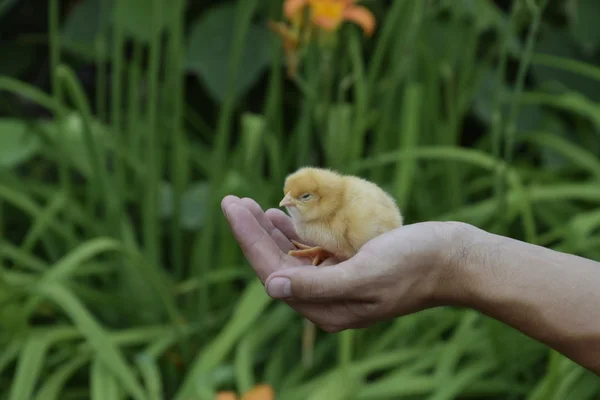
[267,277,292,298]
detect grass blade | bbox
[38,282,148,400]
[34,353,90,400]
[91,358,124,400]
[174,279,271,400]
[8,334,48,400]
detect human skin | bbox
[221,195,600,375]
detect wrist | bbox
[428,221,490,307]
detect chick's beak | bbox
[279,192,296,207]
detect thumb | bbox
[264,262,362,302]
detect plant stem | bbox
[143,0,163,266]
[502,0,549,243]
[169,0,187,282]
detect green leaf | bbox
[324,104,354,168]
[180,182,210,230]
[9,335,48,400]
[569,0,600,50]
[62,0,173,61]
[43,237,122,282]
[186,2,272,103]
[34,354,89,400]
[429,359,498,400]
[61,0,111,61]
[307,368,362,400]
[435,311,480,380]
[174,279,272,400]
[562,369,600,400]
[91,358,124,400]
[136,355,163,400]
[0,184,76,248]
[438,0,513,32]
[0,119,41,167]
[235,304,294,393]
[393,83,423,210]
[521,130,600,178]
[484,317,546,377]
[518,91,600,129]
[114,0,173,42]
[472,68,543,133]
[160,181,210,230]
[44,112,112,178]
[0,299,28,345]
[240,112,267,171]
[532,26,600,102]
[21,191,69,253]
[38,283,148,400]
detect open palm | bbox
[221,195,338,282]
[221,194,451,332]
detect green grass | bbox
[1,0,600,398]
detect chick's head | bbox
[279,167,345,223]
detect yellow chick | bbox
[279,166,404,367]
[279,166,403,265]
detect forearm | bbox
[452,225,600,374]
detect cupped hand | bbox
[221,195,466,333]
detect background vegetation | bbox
[1,0,600,398]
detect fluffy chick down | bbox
[280,166,403,263]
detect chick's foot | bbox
[289,240,333,266]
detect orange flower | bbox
[216,384,275,400]
[268,20,301,78]
[241,384,275,400]
[216,392,238,400]
[269,0,375,78]
[285,0,376,36]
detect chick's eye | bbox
[300,193,312,201]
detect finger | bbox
[264,260,366,302]
[239,198,295,252]
[288,302,346,330]
[283,300,373,332]
[222,199,284,282]
[265,208,305,243]
[221,194,243,212]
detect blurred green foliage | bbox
[1,0,600,398]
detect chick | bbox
[279,167,403,366]
[279,166,403,265]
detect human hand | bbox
[221,195,468,332]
